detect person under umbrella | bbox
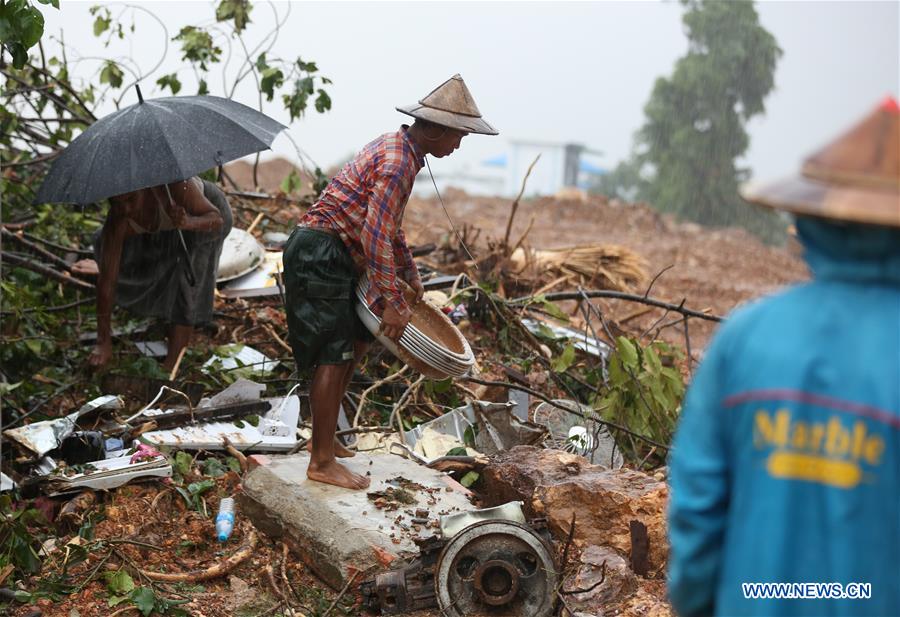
[36,88,285,370]
[73,176,232,370]
[667,97,899,616]
[283,74,498,490]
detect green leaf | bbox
[187,479,215,495]
[173,26,221,71]
[463,425,477,449]
[108,594,130,607]
[280,169,302,195]
[9,43,28,69]
[156,73,182,95]
[93,14,110,37]
[18,5,44,48]
[38,0,60,8]
[173,451,193,476]
[550,343,577,373]
[130,587,157,617]
[215,0,253,32]
[197,78,209,96]
[260,66,284,102]
[616,337,639,368]
[644,344,663,375]
[460,471,479,488]
[314,89,331,113]
[99,61,124,88]
[202,458,227,478]
[225,456,242,473]
[445,446,467,456]
[538,297,570,323]
[432,378,452,394]
[14,590,32,603]
[296,58,317,72]
[104,569,135,595]
[244,414,259,427]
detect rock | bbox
[226,575,258,612]
[482,446,590,518]
[482,446,669,574]
[565,545,637,610]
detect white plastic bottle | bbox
[215,497,235,542]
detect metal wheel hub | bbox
[435,520,558,617]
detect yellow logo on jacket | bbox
[754,409,885,489]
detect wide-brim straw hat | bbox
[742,97,900,228]
[397,74,498,136]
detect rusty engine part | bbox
[361,518,557,616]
[360,536,443,614]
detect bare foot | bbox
[307,439,356,458]
[307,459,370,490]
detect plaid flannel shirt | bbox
[300,126,424,314]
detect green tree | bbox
[598,0,785,240]
[0,1,331,413]
[0,0,58,68]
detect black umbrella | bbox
[35,85,287,284]
[35,86,287,205]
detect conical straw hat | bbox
[397,74,498,136]
[742,96,900,228]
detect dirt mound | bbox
[224,157,307,193]
[403,191,809,351]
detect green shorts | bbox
[283,227,373,371]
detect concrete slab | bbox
[239,451,475,589]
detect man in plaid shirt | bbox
[283,75,497,489]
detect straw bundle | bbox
[508,244,648,292]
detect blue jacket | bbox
[668,217,900,616]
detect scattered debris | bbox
[219,250,284,298]
[143,393,300,451]
[43,452,171,495]
[216,227,265,282]
[361,502,557,616]
[3,395,122,457]
[533,399,624,467]
[202,344,279,377]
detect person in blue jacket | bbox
[668,97,900,617]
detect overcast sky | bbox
[40,1,900,188]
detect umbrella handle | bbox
[177,229,197,287]
[164,183,196,287]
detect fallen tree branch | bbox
[351,364,409,430]
[223,436,249,473]
[21,230,94,256]
[509,289,722,322]
[139,530,257,582]
[0,296,93,316]
[1,251,95,291]
[503,153,541,250]
[322,570,359,617]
